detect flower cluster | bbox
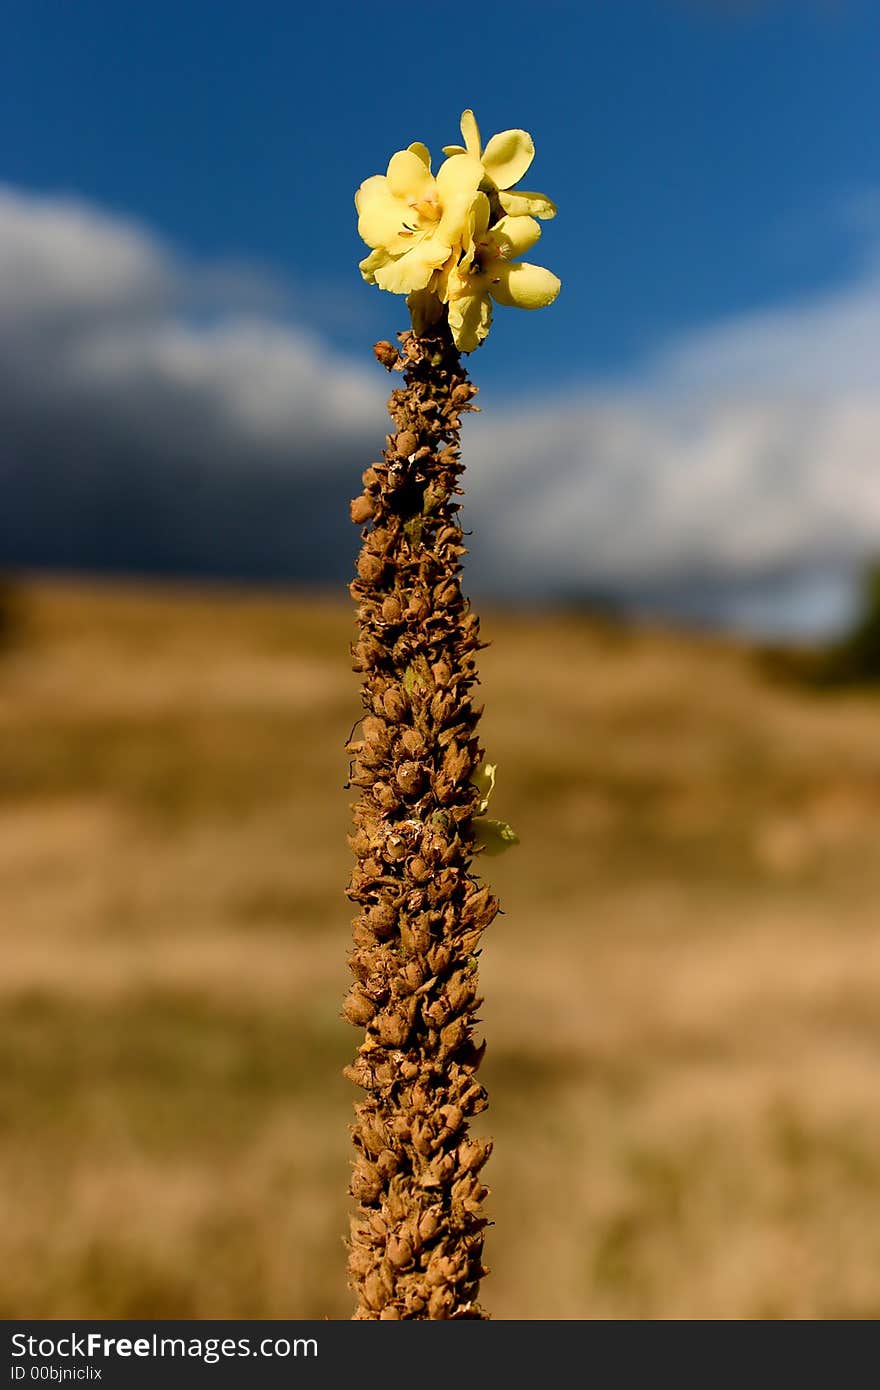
[355,110,560,353]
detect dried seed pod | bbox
[443,742,471,784]
[372,782,400,812]
[399,958,427,992]
[374,340,398,369]
[445,970,476,1015]
[372,997,417,1048]
[381,594,404,624]
[426,942,452,975]
[361,714,387,746]
[387,1235,414,1270]
[409,1081,433,1114]
[434,580,459,608]
[405,887,427,914]
[457,1137,493,1174]
[430,691,456,724]
[395,429,419,457]
[368,1210,389,1239]
[350,1161,382,1204]
[459,1082,489,1115]
[438,1104,464,1136]
[381,686,408,723]
[399,727,427,758]
[350,494,375,524]
[407,855,432,884]
[362,1269,388,1312]
[420,1152,456,1189]
[358,1128,387,1160]
[343,1059,372,1089]
[406,593,430,623]
[422,995,449,1028]
[357,552,386,585]
[398,916,431,956]
[439,1016,469,1058]
[461,883,493,924]
[425,1254,457,1289]
[352,918,378,950]
[343,986,376,1027]
[410,1117,434,1156]
[348,827,371,857]
[395,761,425,798]
[428,1287,456,1319]
[418,1208,441,1243]
[376,1148,400,1180]
[348,1245,374,1277]
[368,525,395,555]
[429,868,458,903]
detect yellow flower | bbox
[356,143,483,297]
[443,109,557,221]
[354,110,560,349]
[444,194,561,353]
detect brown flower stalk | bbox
[343,319,499,1320]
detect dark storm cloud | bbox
[0,186,383,583]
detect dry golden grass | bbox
[2,577,880,1319]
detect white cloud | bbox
[466,257,880,630]
[1,180,879,633]
[0,184,383,581]
[651,273,880,392]
[0,187,171,319]
[0,185,382,465]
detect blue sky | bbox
[3,0,879,393]
[1,1,879,631]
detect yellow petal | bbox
[358,247,391,284]
[448,290,492,354]
[489,261,561,309]
[354,173,384,217]
[435,153,483,201]
[407,288,443,335]
[469,190,492,241]
[460,109,482,158]
[497,188,557,220]
[487,214,541,261]
[407,141,432,172]
[374,239,451,295]
[444,255,491,303]
[480,128,534,189]
[432,254,461,306]
[435,155,484,244]
[386,148,434,201]
[356,176,412,249]
[450,191,492,278]
[472,761,497,814]
[442,144,467,156]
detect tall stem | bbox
[344,321,498,1320]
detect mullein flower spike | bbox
[345,328,494,1320]
[345,110,557,1321]
[356,109,560,353]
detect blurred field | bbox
[2,577,880,1320]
